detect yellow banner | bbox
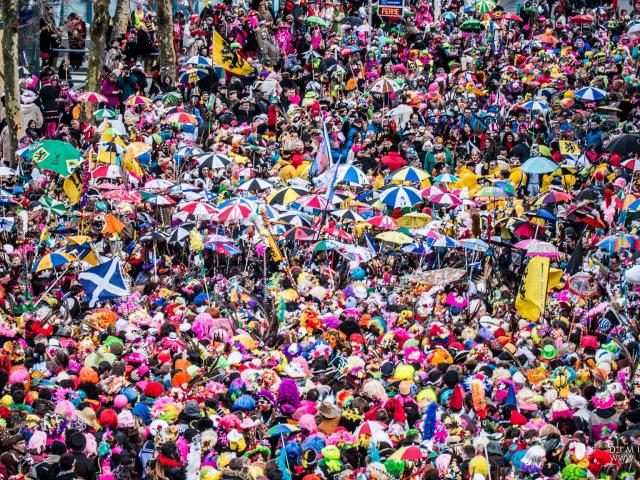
[515,256,550,321]
[559,141,580,156]
[211,30,254,76]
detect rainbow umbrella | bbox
[597,233,640,253]
[123,94,152,106]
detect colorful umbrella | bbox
[575,86,606,101]
[178,68,209,85]
[370,78,400,94]
[473,0,496,13]
[217,203,252,222]
[206,242,241,255]
[37,196,67,216]
[183,55,213,67]
[526,240,560,258]
[29,140,82,177]
[335,165,369,186]
[379,186,422,208]
[296,194,331,210]
[123,94,152,106]
[429,192,462,207]
[367,215,398,230]
[521,100,549,111]
[93,108,118,119]
[198,153,232,171]
[179,202,217,217]
[32,251,75,272]
[77,91,108,103]
[390,446,423,461]
[282,226,316,241]
[91,165,122,179]
[164,112,199,125]
[267,187,308,206]
[460,19,484,32]
[303,16,329,27]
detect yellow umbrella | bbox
[32,251,75,272]
[375,231,413,245]
[67,235,93,245]
[397,212,431,228]
[126,142,152,157]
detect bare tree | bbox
[1,0,24,166]
[157,0,177,84]
[110,0,131,41]
[84,0,110,116]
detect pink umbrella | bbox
[421,186,446,198]
[91,165,122,179]
[102,189,142,203]
[429,192,462,207]
[526,240,560,258]
[296,194,330,210]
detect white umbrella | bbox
[370,77,400,94]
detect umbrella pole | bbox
[33,264,73,309]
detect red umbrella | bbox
[367,215,398,230]
[570,14,594,24]
[282,226,316,241]
[323,226,353,242]
[381,152,406,172]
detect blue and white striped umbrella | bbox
[378,185,423,208]
[521,100,549,111]
[183,55,213,67]
[575,86,607,101]
[335,164,369,186]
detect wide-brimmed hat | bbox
[317,401,339,419]
[76,407,99,429]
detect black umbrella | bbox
[573,188,599,202]
[342,16,363,26]
[605,134,640,155]
[139,231,167,243]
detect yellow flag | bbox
[559,141,580,156]
[515,256,550,321]
[122,152,143,178]
[548,267,564,291]
[211,30,255,76]
[63,171,83,205]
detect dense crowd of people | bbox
[0,0,640,479]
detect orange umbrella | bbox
[535,30,559,44]
[101,213,125,234]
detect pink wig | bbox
[299,414,317,433]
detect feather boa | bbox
[471,379,487,419]
[276,445,292,480]
[421,402,437,440]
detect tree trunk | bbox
[110,0,131,41]
[85,0,110,118]
[157,0,177,84]
[1,0,24,167]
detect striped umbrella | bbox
[93,108,118,119]
[473,0,496,13]
[206,242,241,255]
[267,187,308,206]
[370,78,400,94]
[387,166,430,184]
[622,159,640,171]
[217,203,252,222]
[332,209,365,222]
[429,192,462,207]
[32,251,75,272]
[179,202,217,217]
[183,55,213,67]
[295,194,331,210]
[91,165,122,179]
[123,94,152,106]
[379,186,423,208]
[37,196,67,216]
[77,91,108,103]
[197,153,231,171]
[282,226,316,241]
[367,215,398,230]
[335,165,369,186]
[164,112,199,125]
[237,178,273,191]
[575,86,606,101]
[178,68,208,85]
[433,173,459,183]
[521,100,549,111]
[277,211,313,226]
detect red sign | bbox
[379,6,402,16]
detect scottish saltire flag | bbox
[79,258,129,307]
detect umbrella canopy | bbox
[526,240,560,258]
[179,202,217,217]
[521,100,549,111]
[570,14,594,24]
[282,226,316,241]
[367,215,398,230]
[183,55,213,67]
[397,212,431,228]
[520,156,558,174]
[93,108,118,119]
[473,0,496,13]
[217,203,253,222]
[32,251,75,272]
[91,165,122,179]
[197,153,232,171]
[332,209,365,223]
[376,231,413,245]
[164,112,199,125]
[379,186,422,208]
[123,94,152,106]
[433,173,459,183]
[37,196,67,216]
[29,140,82,177]
[335,165,369,186]
[77,91,108,103]
[460,19,484,31]
[267,187,308,206]
[387,166,430,184]
[605,134,640,154]
[429,192,462,207]
[296,194,331,210]
[303,16,329,27]
[575,86,606,101]
[370,78,400,94]
[267,424,300,437]
[237,178,273,192]
[178,68,209,85]
[390,446,423,461]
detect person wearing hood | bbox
[20,91,43,132]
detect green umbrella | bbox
[37,196,67,216]
[460,19,484,32]
[93,108,117,120]
[29,140,82,177]
[161,91,182,105]
[304,16,329,27]
[473,0,495,13]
